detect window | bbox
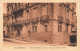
[8,7,9,11]
[42,4,47,16]
[18,3,20,6]
[8,26,10,32]
[12,6,13,10]
[35,26,37,32]
[17,30,20,36]
[60,26,62,32]
[67,3,70,7]
[71,28,72,33]
[12,16,13,22]
[59,4,63,16]
[59,4,62,7]
[20,12,23,17]
[32,26,34,32]
[33,7,37,17]
[15,3,17,8]
[67,9,69,13]
[45,25,47,32]
[32,26,37,32]
[26,10,29,13]
[66,26,68,32]
[28,30,30,37]
[58,25,62,32]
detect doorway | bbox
[17,30,20,36]
[3,31,5,37]
[70,35,77,43]
[27,30,31,42]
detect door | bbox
[70,35,76,43]
[3,31,5,37]
[17,30,20,36]
[27,30,31,42]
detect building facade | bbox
[6,3,77,45]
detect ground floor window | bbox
[32,26,37,32]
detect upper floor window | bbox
[32,26,34,32]
[42,4,48,16]
[32,26,37,32]
[18,3,20,6]
[67,9,69,13]
[59,4,63,16]
[59,4,62,7]
[71,28,72,33]
[26,10,29,13]
[67,3,70,7]
[15,3,17,8]
[58,25,62,32]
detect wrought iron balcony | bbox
[11,19,30,26]
[71,21,74,27]
[31,17,38,24]
[58,16,63,24]
[12,5,24,13]
[66,19,70,25]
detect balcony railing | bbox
[10,19,30,26]
[71,21,74,27]
[58,16,63,24]
[31,17,38,24]
[12,5,24,13]
[66,19,70,25]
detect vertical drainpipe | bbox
[37,4,38,41]
[50,3,53,45]
[47,3,48,19]
[41,4,42,23]
[65,8,66,23]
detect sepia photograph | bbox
[3,3,77,46]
